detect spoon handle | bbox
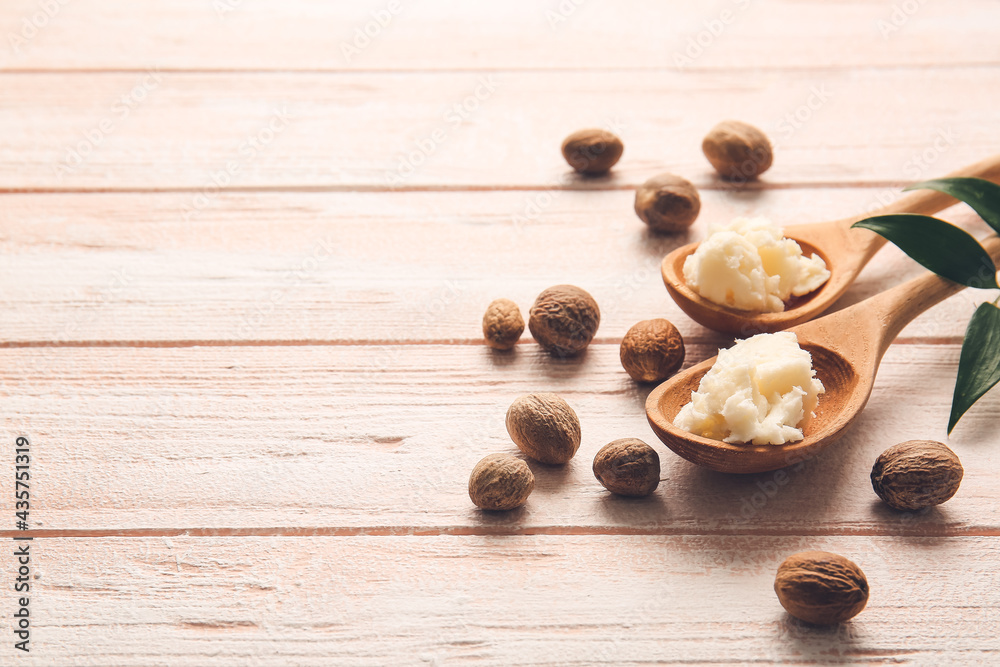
[828,155,1000,272]
[869,235,1000,357]
[862,154,1000,220]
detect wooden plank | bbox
[1,68,998,190]
[0,189,993,345]
[2,342,998,533]
[0,535,997,665]
[2,0,999,72]
[1,4,994,665]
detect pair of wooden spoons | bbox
[647,155,1000,474]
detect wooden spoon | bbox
[662,155,1000,336]
[647,236,1000,474]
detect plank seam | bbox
[0,181,954,195]
[0,63,998,75]
[2,527,998,538]
[0,337,966,349]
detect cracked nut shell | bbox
[620,319,685,383]
[482,298,525,350]
[774,551,869,625]
[528,285,601,357]
[702,120,773,180]
[633,173,701,233]
[561,128,624,175]
[468,453,534,511]
[870,440,963,511]
[593,438,660,497]
[505,393,581,464]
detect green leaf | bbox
[949,302,1000,433]
[852,214,999,289]
[904,177,1000,235]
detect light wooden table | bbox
[1,1,999,664]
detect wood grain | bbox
[2,0,999,72]
[2,342,997,533]
[0,535,996,665]
[1,3,998,663]
[1,69,998,190]
[0,189,993,345]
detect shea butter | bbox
[674,332,824,445]
[683,217,830,312]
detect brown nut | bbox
[870,440,963,511]
[620,319,685,383]
[528,285,601,357]
[482,298,525,350]
[593,438,660,497]
[774,551,869,625]
[468,453,534,511]
[505,393,581,464]
[702,120,773,180]
[561,129,624,175]
[633,173,701,233]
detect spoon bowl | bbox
[647,236,1000,473]
[647,344,860,473]
[664,236,836,337]
[662,155,1000,335]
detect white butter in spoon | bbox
[674,332,825,445]
[683,216,830,313]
